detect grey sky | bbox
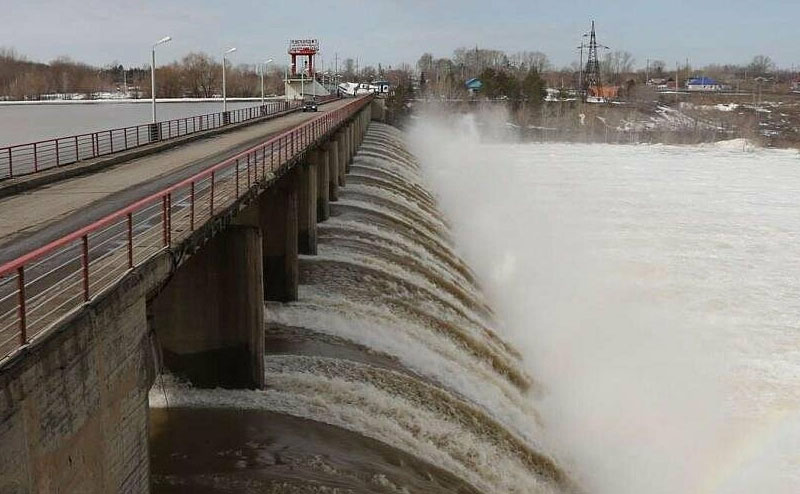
[4,0,798,71]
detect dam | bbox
[0,97,573,493]
[148,122,571,493]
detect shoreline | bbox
[0,97,287,106]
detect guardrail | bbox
[0,94,373,361]
[0,95,339,180]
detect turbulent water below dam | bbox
[149,122,572,493]
[150,116,800,493]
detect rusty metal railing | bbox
[0,94,372,361]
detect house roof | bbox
[465,78,483,89]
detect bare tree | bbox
[511,51,551,73]
[601,51,635,84]
[181,53,219,97]
[747,55,775,76]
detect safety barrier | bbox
[0,94,372,360]
[0,95,338,180]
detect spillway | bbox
[149,122,573,493]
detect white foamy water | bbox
[151,123,571,493]
[409,114,800,493]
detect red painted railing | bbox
[0,96,338,180]
[0,94,372,361]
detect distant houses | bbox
[647,77,675,90]
[791,79,800,93]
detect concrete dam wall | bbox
[150,123,574,493]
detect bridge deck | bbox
[0,99,352,264]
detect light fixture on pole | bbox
[301,60,306,100]
[151,36,172,123]
[222,47,237,112]
[260,58,273,106]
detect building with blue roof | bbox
[686,76,724,92]
[465,78,483,94]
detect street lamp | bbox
[576,32,588,93]
[260,58,273,106]
[222,47,237,112]
[301,60,306,101]
[151,36,171,123]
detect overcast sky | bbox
[4,0,798,71]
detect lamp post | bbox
[576,31,588,94]
[222,47,237,112]
[150,36,171,123]
[301,61,306,101]
[284,64,290,103]
[260,58,273,106]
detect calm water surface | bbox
[0,100,279,147]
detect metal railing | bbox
[0,94,372,361]
[0,95,338,180]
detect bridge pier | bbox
[298,157,318,255]
[349,123,355,167]
[256,168,300,302]
[329,140,340,199]
[148,226,265,389]
[314,149,330,221]
[337,131,347,185]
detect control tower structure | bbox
[289,39,318,76]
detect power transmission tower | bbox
[583,20,608,96]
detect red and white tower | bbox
[288,39,319,77]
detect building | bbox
[791,79,800,93]
[587,85,619,102]
[465,78,483,94]
[686,76,724,92]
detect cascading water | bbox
[149,123,574,493]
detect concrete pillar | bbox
[336,132,346,186]
[345,127,352,172]
[348,124,354,169]
[328,141,339,201]
[259,169,299,302]
[150,226,265,389]
[371,99,385,122]
[297,158,317,255]
[315,149,330,221]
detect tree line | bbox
[416,48,547,104]
[416,47,797,101]
[0,48,290,100]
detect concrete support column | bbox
[348,124,355,167]
[259,168,299,302]
[346,126,352,171]
[297,158,318,255]
[336,131,347,186]
[150,226,265,389]
[328,141,339,201]
[371,99,385,122]
[315,149,330,221]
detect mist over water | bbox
[408,112,800,493]
[151,123,571,493]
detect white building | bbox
[686,77,724,92]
